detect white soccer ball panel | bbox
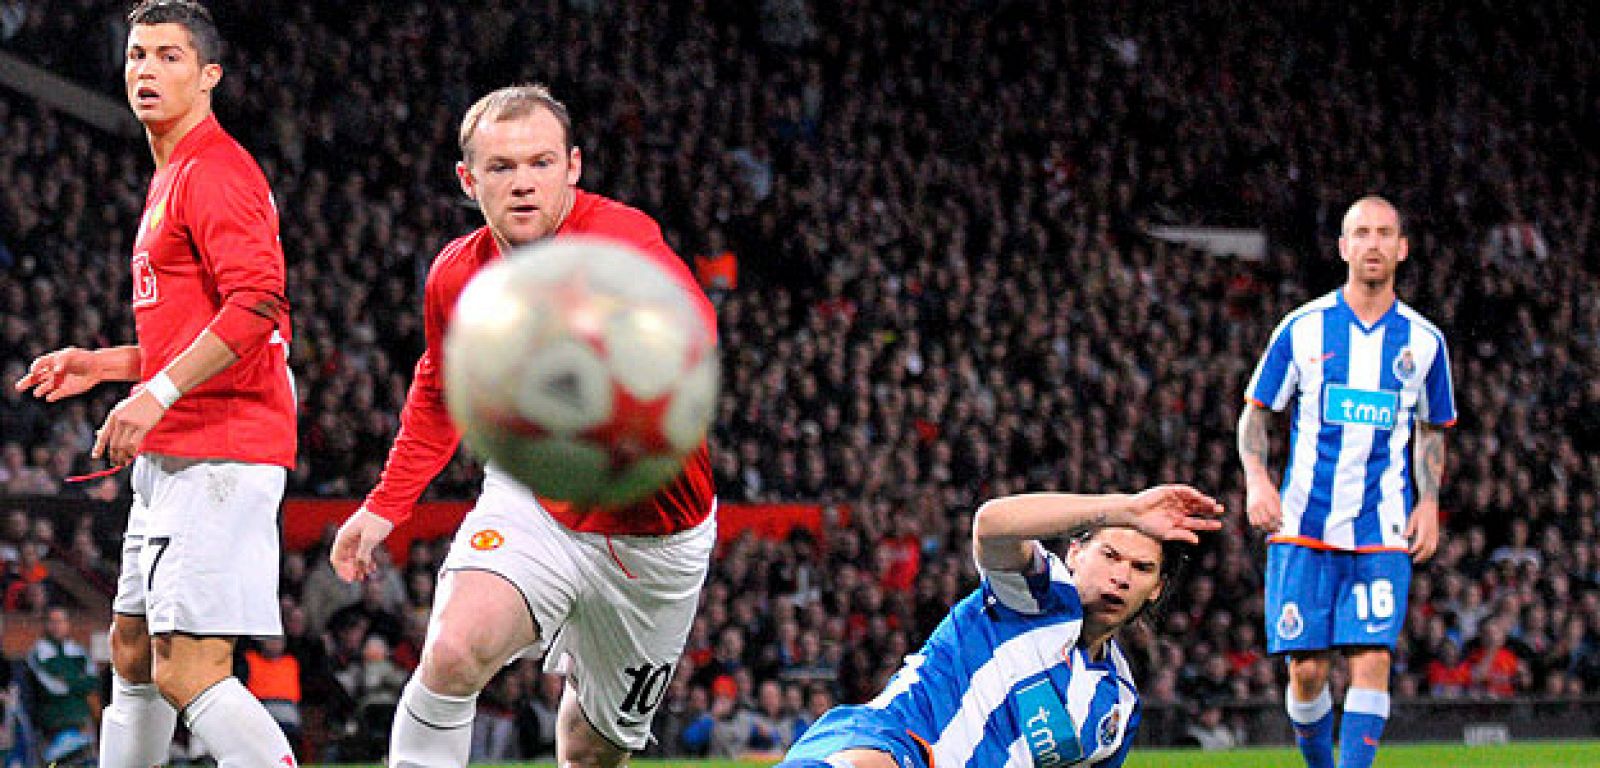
[662,354,719,453]
[514,339,614,435]
[605,303,693,399]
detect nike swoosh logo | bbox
[1365,623,1392,634]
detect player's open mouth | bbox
[136,87,160,104]
[1101,594,1126,608]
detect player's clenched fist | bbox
[1245,476,1283,533]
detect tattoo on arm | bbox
[1237,405,1272,471]
[1416,425,1446,502]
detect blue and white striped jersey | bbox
[1246,290,1456,551]
[866,543,1140,767]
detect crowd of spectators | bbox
[2,0,1599,756]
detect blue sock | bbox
[773,760,837,768]
[1287,685,1335,768]
[1338,687,1389,768]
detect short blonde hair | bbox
[458,84,573,159]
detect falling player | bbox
[778,485,1224,768]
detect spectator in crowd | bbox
[24,607,95,763]
[242,635,304,752]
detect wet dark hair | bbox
[1068,525,1194,627]
[128,1,224,66]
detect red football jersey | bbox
[364,190,716,535]
[132,115,295,467]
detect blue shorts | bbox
[785,706,930,768]
[1265,544,1411,654]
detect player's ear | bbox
[567,146,582,186]
[1397,235,1409,263]
[199,62,222,92]
[456,160,477,201]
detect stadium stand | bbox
[1,0,1598,758]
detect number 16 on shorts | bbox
[1332,551,1411,649]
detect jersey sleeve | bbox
[981,543,1082,617]
[361,256,465,525]
[182,157,288,355]
[1245,316,1299,411]
[1419,332,1457,427]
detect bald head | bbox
[1342,196,1404,237]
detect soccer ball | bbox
[443,236,719,508]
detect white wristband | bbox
[145,372,181,409]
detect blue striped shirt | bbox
[867,544,1141,766]
[1246,290,1456,550]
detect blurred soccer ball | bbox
[444,236,718,508]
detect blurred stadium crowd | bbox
[1,0,1598,759]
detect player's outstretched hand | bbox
[16,347,101,402]
[1130,484,1225,544]
[331,506,395,582]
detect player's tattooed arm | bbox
[1238,402,1285,532]
[1415,422,1446,502]
[1236,403,1274,478]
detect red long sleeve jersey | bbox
[363,190,716,535]
[133,115,295,467]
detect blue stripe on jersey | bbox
[1282,397,1301,498]
[1250,320,1298,407]
[1421,327,1456,424]
[1357,316,1411,545]
[1303,312,1350,540]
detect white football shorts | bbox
[442,467,715,750]
[113,454,286,636]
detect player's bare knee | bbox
[1347,648,1393,687]
[1288,655,1331,691]
[419,631,497,695]
[559,736,627,768]
[109,619,153,683]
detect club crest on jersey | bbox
[140,197,167,239]
[1277,602,1304,640]
[131,251,159,307]
[1097,707,1122,748]
[1392,347,1417,383]
[470,529,505,551]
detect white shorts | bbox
[113,454,286,636]
[442,468,715,750]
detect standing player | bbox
[329,85,718,768]
[778,485,1224,768]
[1239,196,1454,768]
[14,2,298,765]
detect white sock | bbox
[99,673,179,767]
[390,677,478,768]
[183,677,297,767]
[1286,684,1334,723]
